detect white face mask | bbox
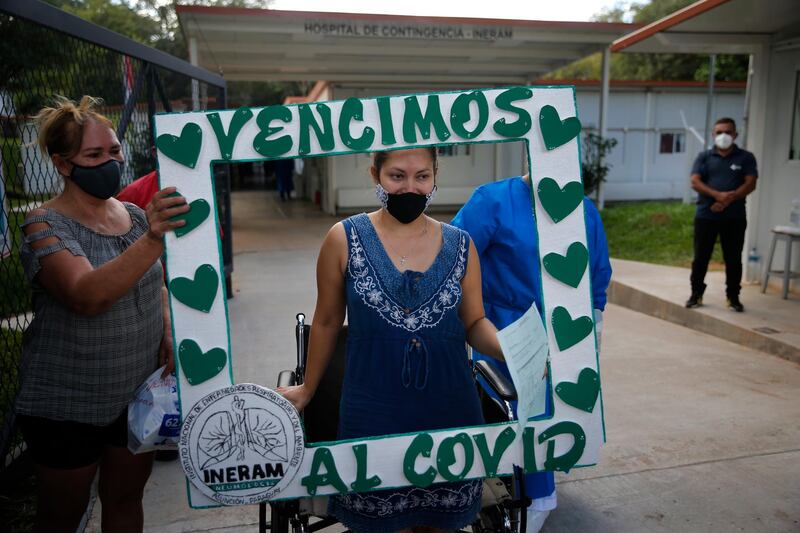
[714,133,734,150]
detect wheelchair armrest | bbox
[277,370,296,388]
[474,360,517,402]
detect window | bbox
[790,71,800,160]
[659,132,685,154]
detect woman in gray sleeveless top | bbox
[16,96,189,533]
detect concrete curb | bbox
[608,280,800,365]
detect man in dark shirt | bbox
[687,117,758,312]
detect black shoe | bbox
[727,296,744,312]
[685,293,703,308]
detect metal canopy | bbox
[176,5,638,86]
[611,0,800,54]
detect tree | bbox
[133,0,275,46]
[43,0,162,44]
[139,0,304,108]
[42,1,276,55]
[546,0,748,82]
[224,81,315,108]
[38,1,301,108]
[581,133,618,196]
[1,8,132,114]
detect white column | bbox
[743,45,771,281]
[493,142,502,182]
[189,37,200,111]
[325,157,336,215]
[597,47,611,209]
[703,54,717,149]
[682,94,696,205]
[740,54,755,149]
[642,91,653,186]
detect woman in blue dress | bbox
[281,148,504,533]
[452,174,612,532]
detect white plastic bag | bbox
[127,366,180,454]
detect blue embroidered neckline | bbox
[346,214,468,333]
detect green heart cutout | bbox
[551,306,593,352]
[537,178,583,224]
[555,367,600,413]
[539,105,581,151]
[156,123,202,169]
[543,242,588,288]
[169,264,219,313]
[178,339,227,386]
[170,198,210,238]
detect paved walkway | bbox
[609,259,800,364]
[87,193,800,532]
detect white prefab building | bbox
[611,0,800,290]
[307,80,745,211]
[176,3,798,292]
[176,6,638,212]
[177,7,747,211]
[573,80,744,202]
[292,83,531,214]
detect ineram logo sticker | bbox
[179,384,305,505]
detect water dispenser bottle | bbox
[747,246,760,283]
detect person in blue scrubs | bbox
[452,174,612,532]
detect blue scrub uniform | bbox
[452,176,611,505]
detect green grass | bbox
[602,200,723,269]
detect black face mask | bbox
[376,184,435,224]
[68,159,122,200]
[386,193,426,224]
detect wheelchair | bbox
[259,313,529,533]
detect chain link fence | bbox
[0,1,229,478]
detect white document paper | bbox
[495,303,550,428]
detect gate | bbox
[0,0,229,477]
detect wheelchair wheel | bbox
[269,502,290,533]
[291,522,309,533]
[474,504,517,533]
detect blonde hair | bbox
[34,95,114,159]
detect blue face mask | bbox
[68,159,122,200]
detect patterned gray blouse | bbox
[17,203,163,426]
